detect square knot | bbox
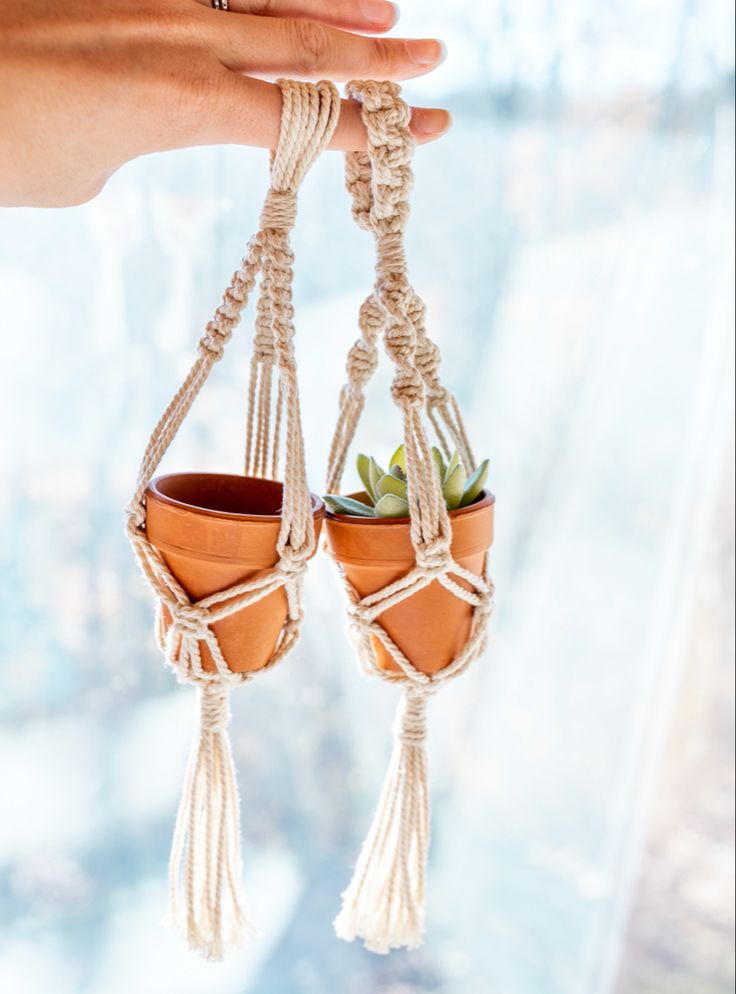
[259,190,298,231]
[198,321,232,362]
[391,370,424,407]
[171,603,211,639]
[347,340,378,381]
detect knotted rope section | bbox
[328,81,494,955]
[126,78,340,961]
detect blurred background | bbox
[0,1,734,992]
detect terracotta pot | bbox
[325,491,494,676]
[145,473,324,674]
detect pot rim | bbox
[325,488,495,524]
[147,472,325,523]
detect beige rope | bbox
[329,81,494,955]
[127,78,340,961]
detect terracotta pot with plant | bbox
[126,79,339,961]
[325,444,494,676]
[323,81,495,956]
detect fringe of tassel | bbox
[334,685,432,954]
[167,683,257,960]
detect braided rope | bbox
[329,81,494,955]
[126,79,340,960]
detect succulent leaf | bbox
[460,459,489,507]
[367,457,385,506]
[443,463,467,510]
[389,443,407,474]
[324,494,376,517]
[374,493,410,518]
[357,453,373,499]
[444,450,461,483]
[332,445,489,522]
[376,473,408,500]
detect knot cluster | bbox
[278,546,310,578]
[170,601,211,640]
[414,538,452,574]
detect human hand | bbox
[0,0,450,207]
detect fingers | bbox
[204,14,446,81]
[331,96,452,151]
[180,73,451,152]
[192,0,400,33]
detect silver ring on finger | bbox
[212,0,229,9]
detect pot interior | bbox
[151,474,285,518]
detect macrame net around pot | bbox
[126,79,340,961]
[325,81,496,955]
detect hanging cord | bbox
[126,79,339,960]
[328,81,494,955]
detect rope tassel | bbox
[335,685,433,954]
[168,683,256,960]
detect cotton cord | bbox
[328,81,494,954]
[126,79,340,960]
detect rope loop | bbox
[330,83,495,956]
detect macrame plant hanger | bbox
[126,79,340,961]
[326,81,495,955]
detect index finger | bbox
[177,73,451,152]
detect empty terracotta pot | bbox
[145,473,324,674]
[325,491,494,676]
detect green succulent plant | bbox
[324,445,489,518]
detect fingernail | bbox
[411,108,452,138]
[408,39,447,67]
[361,0,400,27]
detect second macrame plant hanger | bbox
[325,82,495,955]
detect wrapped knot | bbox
[198,321,232,362]
[171,602,210,639]
[415,539,452,574]
[260,189,298,231]
[199,682,231,733]
[394,686,429,746]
